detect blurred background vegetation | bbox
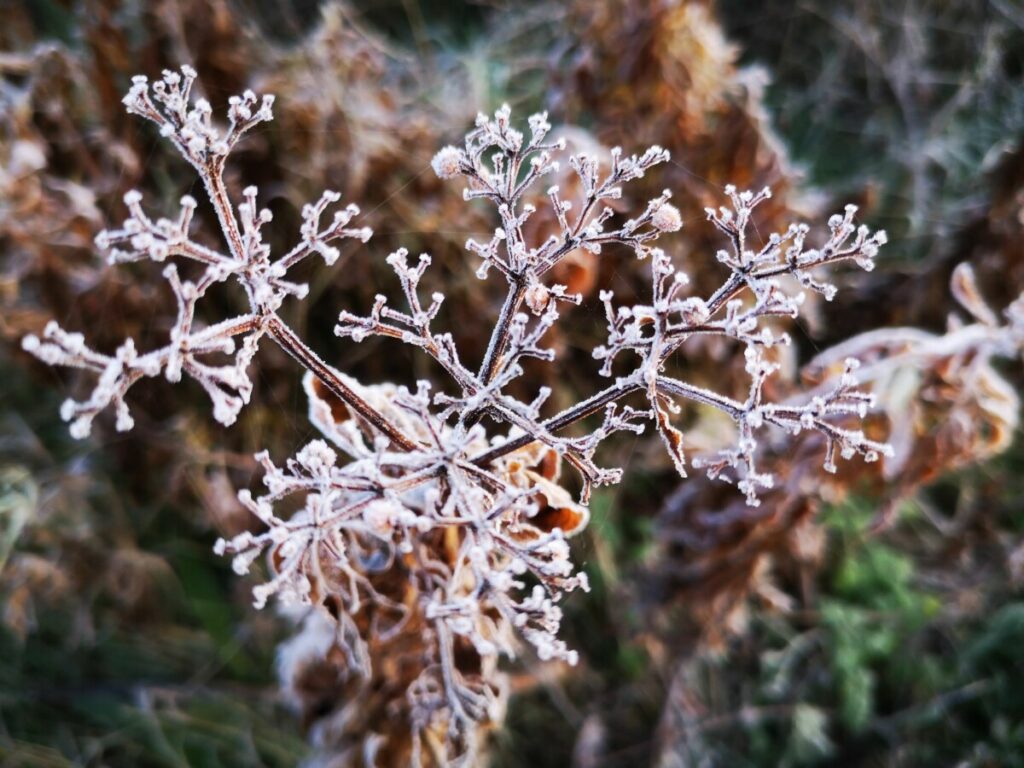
[1,0,1023,766]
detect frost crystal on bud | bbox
[651,201,682,232]
[431,145,464,179]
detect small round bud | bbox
[651,202,682,232]
[431,146,464,180]
[524,283,550,314]
[363,499,399,536]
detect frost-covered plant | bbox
[23,66,891,765]
[654,262,1024,640]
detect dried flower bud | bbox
[431,145,464,179]
[362,498,399,535]
[651,201,682,232]
[524,282,550,314]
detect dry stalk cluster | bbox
[24,67,890,765]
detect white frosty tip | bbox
[431,146,464,180]
[651,202,683,233]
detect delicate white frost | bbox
[25,68,923,766]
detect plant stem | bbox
[471,376,644,465]
[266,314,417,451]
[478,279,527,385]
[201,161,246,263]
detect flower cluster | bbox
[22,67,372,440]
[24,67,891,765]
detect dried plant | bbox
[654,261,1024,653]
[23,66,890,765]
[647,263,1024,766]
